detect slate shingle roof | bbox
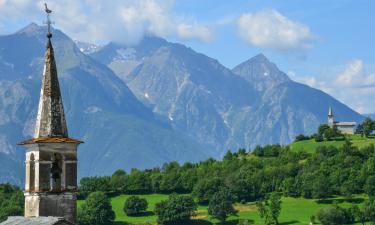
[0,217,73,225]
[33,37,68,138]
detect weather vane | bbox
[44,3,53,38]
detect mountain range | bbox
[89,37,363,152]
[0,23,364,185]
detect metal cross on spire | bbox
[44,3,53,38]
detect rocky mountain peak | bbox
[16,23,40,34]
[232,53,290,91]
[89,36,169,66]
[250,53,268,62]
[15,23,55,41]
[138,35,168,48]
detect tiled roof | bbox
[335,122,356,126]
[0,217,73,225]
[19,137,83,145]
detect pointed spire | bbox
[328,107,333,117]
[34,9,68,138]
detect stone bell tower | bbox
[19,4,82,224]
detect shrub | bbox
[316,205,354,225]
[314,134,324,142]
[365,176,375,197]
[364,198,375,223]
[295,134,310,142]
[324,128,334,141]
[123,196,148,216]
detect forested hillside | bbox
[78,140,375,201]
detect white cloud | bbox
[290,60,375,114]
[288,70,318,87]
[0,0,214,44]
[336,60,375,87]
[237,9,314,51]
[177,23,214,43]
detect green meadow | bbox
[78,194,368,225]
[289,134,375,153]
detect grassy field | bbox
[289,134,375,153]
[78,194,368,225]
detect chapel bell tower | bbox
[328,106,334,127]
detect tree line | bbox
[0,184,23,222]
[79,142,375,201]
[77,140,375,224]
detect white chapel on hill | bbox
[327,107,356,134]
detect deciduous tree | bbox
[362,118,374,137]
[257,192,282,225]
[154,194,197,225]
[77,192,115,225]
[208,188,237,223]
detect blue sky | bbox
[0,0,374,113]
[176,0,374,67]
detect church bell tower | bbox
[19,5,82,224]
[328,106,334,127]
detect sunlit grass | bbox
[290,134,375,153]
[78,194,368,225]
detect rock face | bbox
[74,40,102,55]
[0,24,209,185]
[91,37,364,153]
[92,38,259,151]
[232,53,290,91]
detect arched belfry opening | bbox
[50,153,62,191]
[29,153,35,192]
